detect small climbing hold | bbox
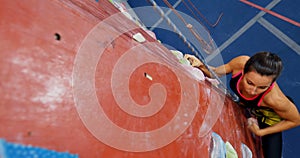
[210,132,226,158]
[144,73,153,81]
[225,141,238,158]
[241,143,253,158]
[132,32,146,43]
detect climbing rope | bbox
[182,0,223,28]
[147,0,239,101]
[161,0,214,55]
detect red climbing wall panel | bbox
[0,0,263,157]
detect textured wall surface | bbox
[0,0,262,157]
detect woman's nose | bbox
[249,87,257,95]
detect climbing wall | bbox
[0,0,262,157]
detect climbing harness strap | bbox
[239,103,282,126]
[251,108,282,126]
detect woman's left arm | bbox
[248,84,300,136]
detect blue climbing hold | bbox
[0,139,78,158]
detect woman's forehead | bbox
[243,71,274,86]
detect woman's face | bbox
[240,71,274,97]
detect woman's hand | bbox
[184,54,204,67]
[247,117,263,136]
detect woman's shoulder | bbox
[260,83,287,110]
[228,55,250,75]
[230,55,250,64]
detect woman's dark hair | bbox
[244,52,283,82]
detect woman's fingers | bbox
[184,54,203,67]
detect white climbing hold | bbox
[133,32,146,43]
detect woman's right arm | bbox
[184,54,249,78]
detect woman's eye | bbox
[258,86,268,89]
[247,81,253,85]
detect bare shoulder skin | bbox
[254,83,300,136]
[223,55,249,76]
